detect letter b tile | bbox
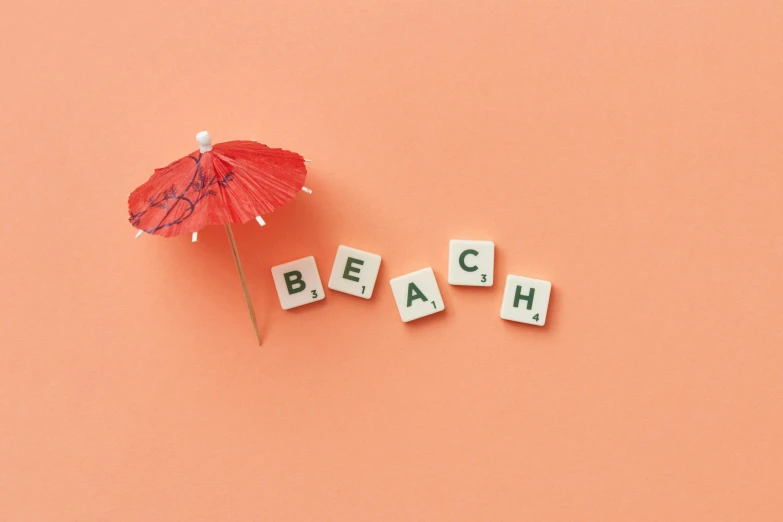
[499,274,551,326]
[271,256,325,310]
[389,267,445,322]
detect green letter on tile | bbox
[284,271,306,294]
[459,249,479,272]
[407,283,428,307]
[513,286,535,310]
[343,257,364,282]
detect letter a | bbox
[406,282,428,307]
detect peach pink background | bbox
[2,0,782,520]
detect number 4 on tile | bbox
[499,275,551,326]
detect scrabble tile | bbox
[448,239,495,286]
[327,245,382,299]
[271,256,325,310]
[499,275,552,326]
[389,267,445,322]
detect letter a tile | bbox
[389,267,445,322]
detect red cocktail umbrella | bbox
[128,131,311,344]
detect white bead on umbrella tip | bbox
[301,187,312,194]
[192,231,198,242]
[135,230,144,239]
[255,216,266,226]
[196,131,213,153]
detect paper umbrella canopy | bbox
[128,131,312,343]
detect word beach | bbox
[271,241,552,326]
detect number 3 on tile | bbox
[311,290,318,299]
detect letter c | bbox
[459,249,479,272]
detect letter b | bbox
[284,271,306,294]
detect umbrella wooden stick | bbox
[225,224,261,345]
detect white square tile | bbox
[389,267,445,322]
[499,275,552,326]
[271,256,326,310]
[327,245,382,299]
[448,239,495,286]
